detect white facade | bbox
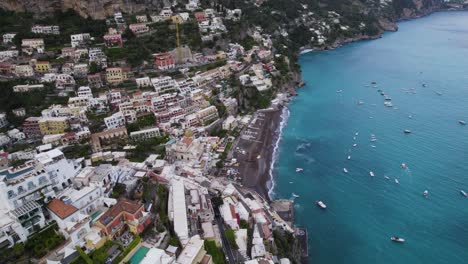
[77,86,93,98]
[130,127,161,142]
[151,76,179,95]
[2,33,16,44]
[104,112,126,129]
[31,25,60,35]
[70,33,91,48]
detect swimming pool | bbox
[129,246,149,264]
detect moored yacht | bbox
[423,190,429,198]
[461,190,467,197]
[404,129,412,134]
[296,168,304,172]
[369,171,375,177]
[316,201,327,209]
[343,168,348,173]
[458,120,466,125]
[391,237,405,243]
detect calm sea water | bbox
[272,11,468,264]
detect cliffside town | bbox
[0,0,465,264]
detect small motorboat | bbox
[369,171,375,177]
[461,190,467,197]
[384,101,393,107]
[292,193,300,198]
[404,130,412,134]
[370,138,377,142]
[371,145,376,148]
[422,83,427,87]
[458,120,466,125]
[347,155,351,160]
[316,201,327,209]
[384,176,390,180]
[358,100,364,105]
[435,91,443,96]
[336,90,343,93]
[355,132,359,136]
[423,190,429,198]
[391,237,405,243]
[353,143,357,147]
[343,168,349,173]
[289,181,294,184]
[296,168,304,172]
[401,163,407,169]
[408,115,413,119]
[395,178,400,184]
[353,136,356,140]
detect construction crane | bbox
[173,15,183,65]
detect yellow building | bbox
[38,117,69,135]
[106,67,127,85]
[35,61,51,73]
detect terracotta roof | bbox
[181,137,193,146]
[97,198,143,226]
[47,198,78,219]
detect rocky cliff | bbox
[0,0,166,19]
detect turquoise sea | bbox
[272,11,468,264]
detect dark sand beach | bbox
[233,107,283,199]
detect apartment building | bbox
[130,127,161,142]
[38,117,70,135]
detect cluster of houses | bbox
[0,1,297,264]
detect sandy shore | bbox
[233,107,284,199]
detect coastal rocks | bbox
[0,0,164,19]
[378,18,398,32]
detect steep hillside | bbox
[0,0,166,19]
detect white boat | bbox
[404,130,412,134]
[371,145,376,148]
[369,171,375,177]
[292,193,300,198]
[370,138,377,142]
[401,163,407,169]
[343,168,348,173]
[384,176,390,180]
[423,190,429,198]
[355,132,359,136]
[353,143,357,147]
[289,181,294,184]
[296,168,304,172]
[408,115,413,119]
[391,237,405,243]
[395,178,400,184]
[316,201,327,209]
[358,100,364,105]
[347,155,351,160]
[384,101,393,107]
[435,91,443,96]
[458,120,466,125]
[353,136,356,140]
[461,190,467,197]
[336,90,343,93]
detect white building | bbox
[151,76,179,95]
[0,149,82,243]
[77,86,93,98]
[169,178,189,245]
[104,112,126,129]
[2,33,16,44]
[130,127,161,142]
[31,25,60,35]
[136,77,151,88]
[176,235,208,264]
[70,33,91,48]
[47,198,91,246]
